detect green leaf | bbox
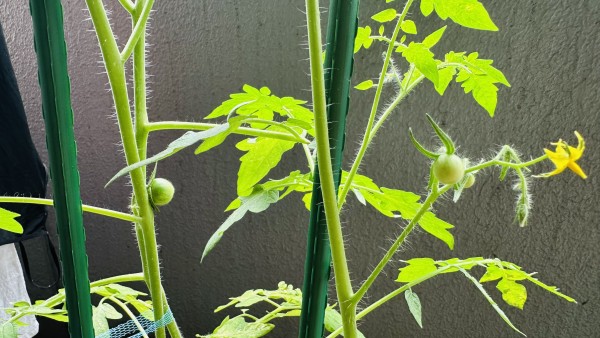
[480,265,504,283]
[434,65,456,95]
[202,188,279,261]
[99,303,122,320]
[236,136,296,196]
[204,316,274,338]
[402,43,439,85]
[0,322,18,338]
[372,8,397,23]
[497,278,527,310]
[195,116,248,154]
[524,275,577,303]
[401,20,417,34]
[397,258,438,283]
[418,212,454,250]
[422,26,447,48]
[354,80,375,90]
[107,123,230,185]
[92,306,110,335]
[354,26,374,53]
[429,0,498,31]
[446,51,510,116]
[420,0,434,16]
[343,172,455,249]
[128,298,153,316]
[405,288,423,328]
[0,208,23,234]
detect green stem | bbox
[305,0,356,336]
[146,121,310,144]
[120,0,154,62]
[133,8,149,166]
[243,118,306,143]
[117,0,134,13]
[351,184,451,305]
[465,154,548,173]
[367,75,425,145]
[337,0,415,209]
[108,296,150,338]
[84,2,165,337]
[0,196,139,222]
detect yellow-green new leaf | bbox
[0,208,23,234]
[497,278,527,310]
[355,26,374,53]
[427,0,498,31]
[372,8,397,23]
[422,26,447,48]
[401,20,418,34]
[402,43,439,85]
[236,136,296,197]
[397,258,438,283]
[420,0,434,16]
[355,80,375,90]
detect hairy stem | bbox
[305,0,356,336]
[466,154,548,173]
[351,184,452,304]
[0,196,139,222]
[84,2,165,336]
[337,0,415,209]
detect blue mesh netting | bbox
[95,308,173,338]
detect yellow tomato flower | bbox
[536,131,587,179]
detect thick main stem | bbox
[304,0,357,336]
[84,2,165,337]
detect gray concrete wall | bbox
[1,0,598,337]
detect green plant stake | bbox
[29,0,94,336]
[299,0,360,337]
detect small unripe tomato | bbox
[149,178,175,206]
[432,154,465,185]
[463,174,476,189]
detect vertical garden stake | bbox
[29,0,94,336]
[299,0,360,336]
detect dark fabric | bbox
[0,22,48,245]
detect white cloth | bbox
[0,244,39,337]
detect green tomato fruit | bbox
[149,178,175,206]
[463,174,476,188]
[432,154,465,185]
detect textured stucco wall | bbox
[1,1,598,337]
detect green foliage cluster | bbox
[0,0,586,337]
